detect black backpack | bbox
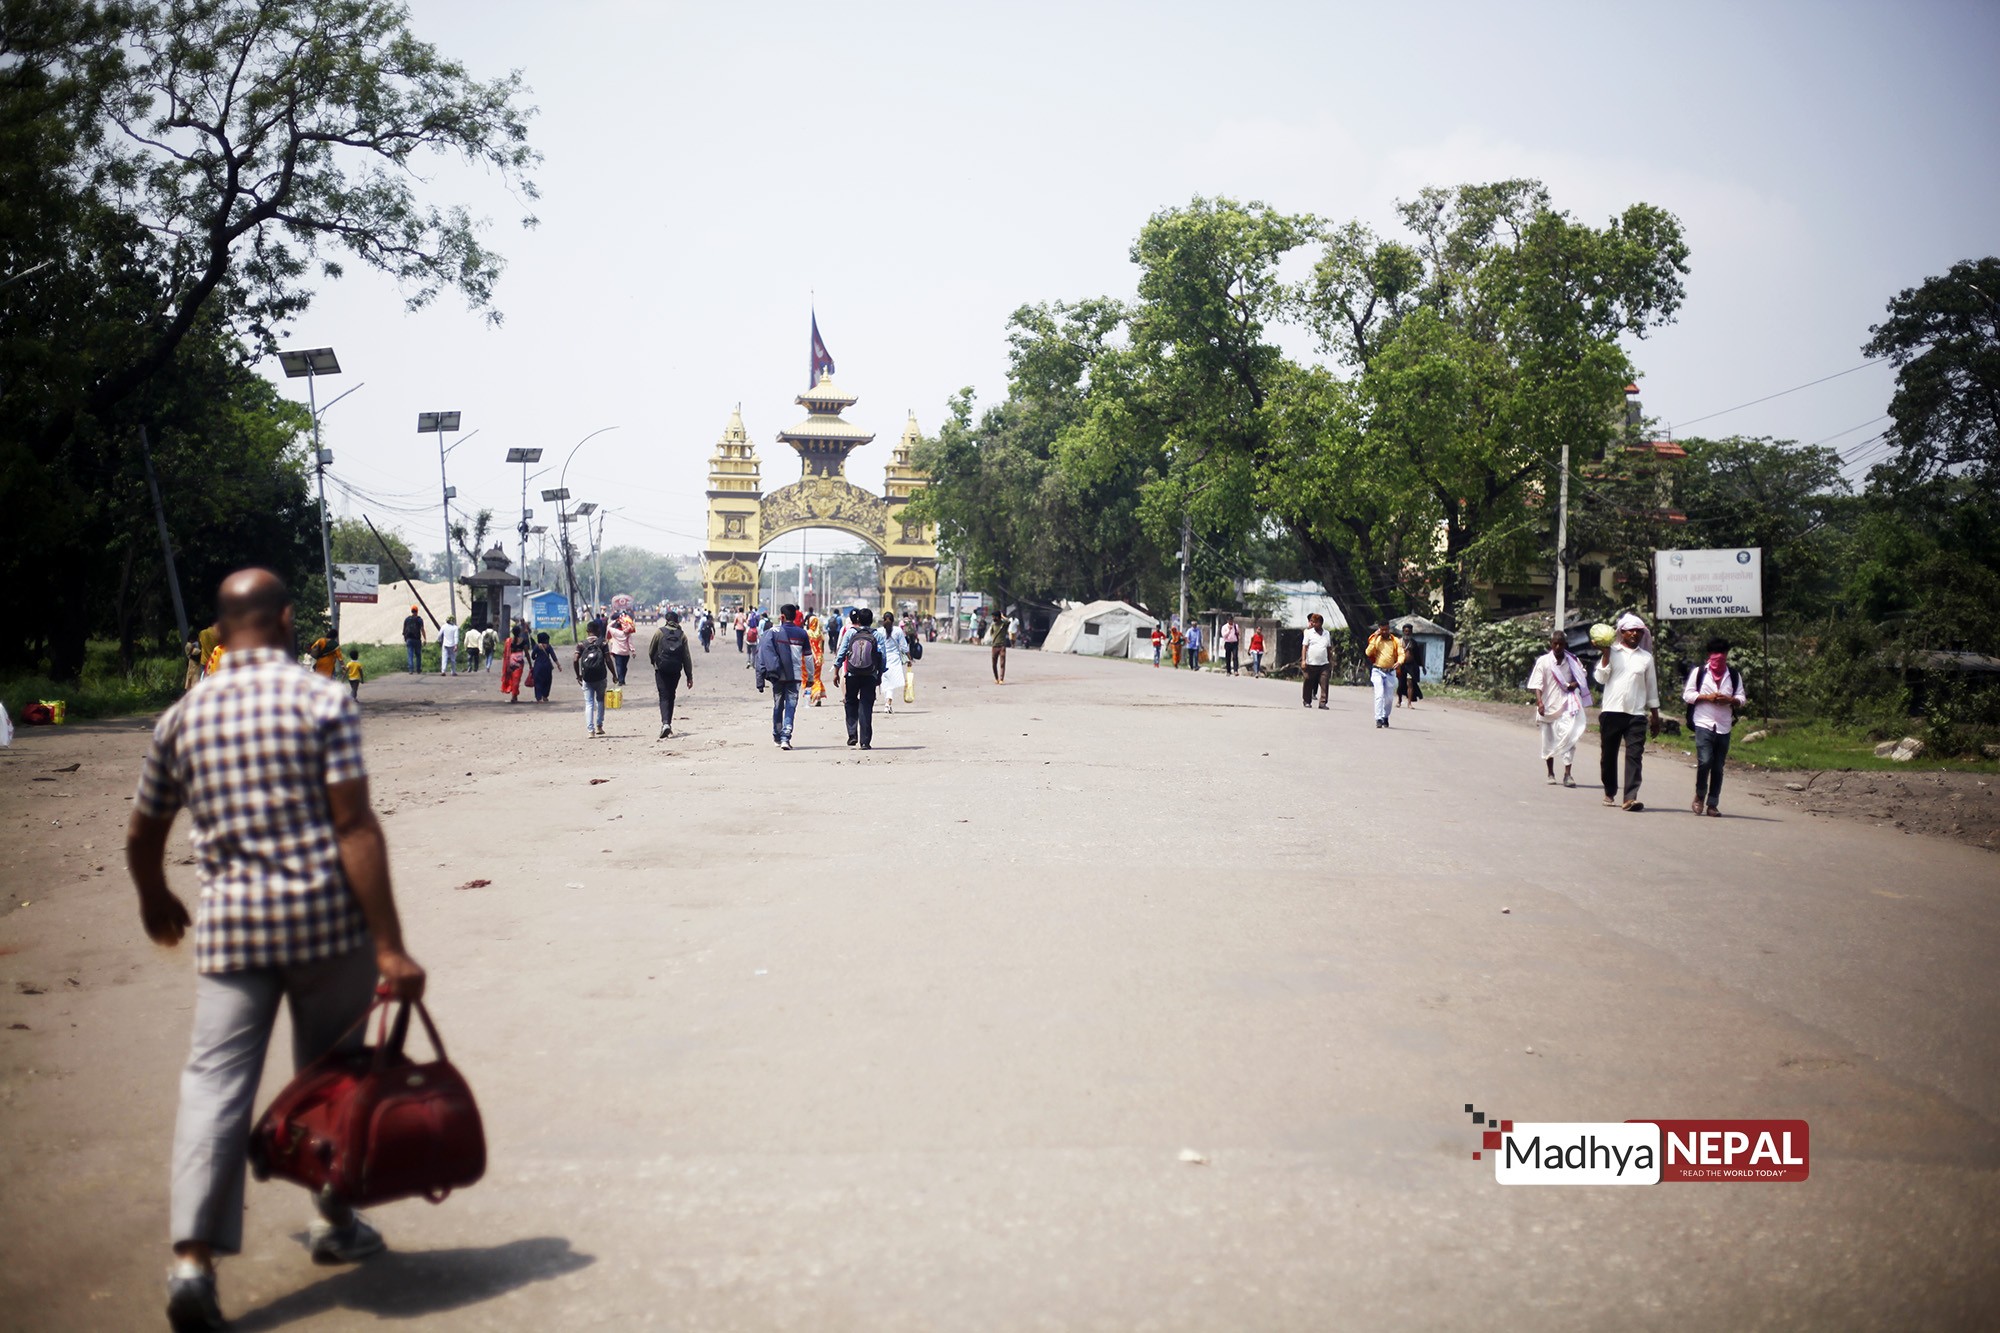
[906,634,923,661]
[578,637,609,684]
[847,631,878,676]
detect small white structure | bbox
[1042,599,1158,659]
[1259,580,1348,631]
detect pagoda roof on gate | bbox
[778,371,874,448]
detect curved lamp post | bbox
[556,426,618,637]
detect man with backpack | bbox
[1683,636,1748,816]
[574,618,611,738]
[745,610,763,686]
[836,607,890,749]
[401,605,425,674]
[756,604,814,749]
[649,610,696,739]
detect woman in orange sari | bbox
[806,613,828,706]
[500,620,529,702]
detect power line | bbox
[1669,360,1887,431]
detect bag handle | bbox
[371,992,450,1068]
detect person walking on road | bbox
[1366,622,1405,728]
[836,606,889,749]
[1221,617,1240,675]
[698,612,714,653]
[401,606,424,674]
[1300,614,1334,708]
[575,617,611,737]
[806,613,829,708]
[733,609,747,653]
[438,616,460,675]
[1595,611,1662,810]
[1248,627,1265,678]
[881,611,910,713]
[649,610,696,739]
[988,613,1011,684]
[1527,629,1591,787]
[1151,622,1165,667]
[125,569,426,1333]
[757,604,814,749]
[1684,636,1748,816]
[606,613,635,688]
[1184,620,1203,671]
[344,647,364,701]
[481,625,499,672]
[1396,624,1425,708]
[530,631,560,703]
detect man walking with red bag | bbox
[125,569,426,1332]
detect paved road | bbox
[3,642,1997,1330]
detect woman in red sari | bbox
[806,613,828,706]
[500,620,529,702]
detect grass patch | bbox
[2,649,187,722]
[1721,720,2000,774]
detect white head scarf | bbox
[1614,611,1654,654]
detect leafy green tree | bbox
[1307,182,1689,626]
[328,517,417,581]
[1863,257,2000,486]
[594,545,686,607]
[0,0,538,680]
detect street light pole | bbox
[279,347,343,639]
[507,447,546,627]
[418,411,463,621]
[556,425,619,637]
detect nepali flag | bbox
[810,312,835,388]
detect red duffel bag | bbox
[249,992,485,1207]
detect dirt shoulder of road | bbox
[1423,694,2000,853]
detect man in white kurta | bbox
[1526,630,1593,786]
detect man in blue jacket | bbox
[756,603,814,750]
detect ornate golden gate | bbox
[700,373,937,615]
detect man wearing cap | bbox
[401,605,424,675]
[1593,611,1662,810]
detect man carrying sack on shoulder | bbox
[126,569,425,1332]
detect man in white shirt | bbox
[1683,636,1749,816]
[1300,613,1333,709]
[1592,612,1661,810]
[438,617,459,675]
[1526,629,1592,786]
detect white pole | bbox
[1554,439,1572,632]
[309,369,338,641]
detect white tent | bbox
[1041,600,1158,659]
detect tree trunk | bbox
[115,545,137,670]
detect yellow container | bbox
[40,699,66,724]
[605,686,623,710]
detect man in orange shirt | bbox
[1365,621,1406,729]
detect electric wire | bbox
[1667,360,1888,431]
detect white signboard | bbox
[1654,548,1761,619]
[333,563,380,604]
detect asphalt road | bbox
[2,640,1996,1330]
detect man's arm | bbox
[326,777,426,1000]
[125,811,192,944]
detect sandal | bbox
[1623,800,1645,812]
[1562,775,1576,788]
[1603,796,1618,807]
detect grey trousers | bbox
[171,946,376,1253]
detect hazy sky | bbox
[282,0,2000,569]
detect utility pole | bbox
[1553,439,1572,633]
[1178,511,1191,630]
[138,427,191,647]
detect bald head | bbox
[216,568,294,648]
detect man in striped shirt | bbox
[127,569,425,1331]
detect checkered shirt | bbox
[133,646,372,973]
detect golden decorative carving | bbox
[761,477,888,543]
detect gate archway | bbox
[700,373,936,617]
